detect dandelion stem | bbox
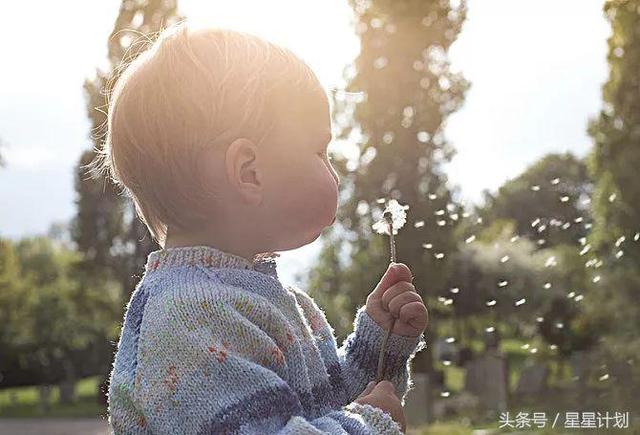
[377,212,398,382]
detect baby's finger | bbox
[381,281,415,311]
[399,301,429,328]
[388,291,423,318]
[373,380,396,395]
[358,381,376,398]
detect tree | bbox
[583,0,640,404]
[307,0,469,383]
[480,153,592,248]
[74,0,183,403]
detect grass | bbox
[0,376,107,418]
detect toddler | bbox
[101,21,428,434]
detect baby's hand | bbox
[365,263,428,337]
[354,381,406,432]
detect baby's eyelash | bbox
[318,151,333,161]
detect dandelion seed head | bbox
[372,199,408,235]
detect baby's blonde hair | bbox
[90,21,324,246]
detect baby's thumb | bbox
[357,381,376,398]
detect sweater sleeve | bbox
[124,285,403,435]
[338,306,426,405]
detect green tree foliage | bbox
[582,0,640,400]
[480,153,592,249]
[588,1,640,260]
[307,0,469,373]
[0,237,120,389]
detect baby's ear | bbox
[225,138,262,205]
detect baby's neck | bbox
[164,226,258,262]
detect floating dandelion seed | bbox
[498,280,508,287]
[582,198,591,205]
[538,225,547,233]
[414,220,425,228]
[522,344,530,350]
[574,217,583,223]
[500,255,510,263]
[486,326,495,333]
[437,220,446,226]
[530,348,538,354]
[562,222,571,230]
[556,322,564,329]
[579,237,587,245]
[428,193,437,200]
[545,256,557,267]
[435,209,445,216]
[575,294,584,302]
[580,245,591,256]
[593,275,601,283]
[537,239,546,246]
[450,287,459,294]
[531,185,540,191]
[536,317,544,323]
[568,291,576,298]
[435,252,445,259]
[615,236,625,247]
[476,217,483,224]
[376,198,386,204]
[616,250,624,259]
[445,337,456,343]
[584,223,592,230]
[515,298,526,306]
[486,300,497,307]
[373,199,408,383]
[442,360,452,366]
[560,196,570,202]
[531,218,541,227]
[422,243,433,249]
[550,344,558,350]
[599,374,610,381]
[465,235,476,244]
[441,391,451,397]
[544,282,552,289]
[510,235,520,243]
[551,178,560,185]
[608,193,617,202]
[634,233,640,241]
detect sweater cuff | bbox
[352,306,426,379]
[346,402,403,435]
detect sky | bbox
[0,0,610,288]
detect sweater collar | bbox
[144,245,280,279]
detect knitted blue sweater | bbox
[108,245,425,434]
